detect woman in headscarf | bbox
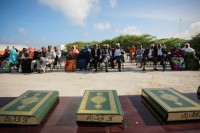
[8,48,18,64]
[182,43,194,52]
[0,48,18,72]
[169,43,185,70]
[27,47,35,59]
[76,45,91,71]
[182,43,199,70]
[65,45,79,71]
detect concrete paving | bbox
[0,61,199,97]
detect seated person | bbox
[169,43,185,70]
[27,47,34,59]
[16,48,28,71]
[12,46,18,53]
[101,44,112,72]
[19,47,34,73]
[4,46,10,57]
[141,44,158,71]
[53,46,62,68]
[129,45,136,62]
[136,45,144,67]
[37,45,56,73]
[91,44,101,72]
[65,45,79,72]
[182,43,199,70]
[0,46,10,64]
[36,47,46,73]
[77,45,91,71]
[0,48,18,72]
[31,49,42,72]
[155,44,167,71]
[113,43,125,72]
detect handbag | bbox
[66,52,75,60]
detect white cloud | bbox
[94,22,111,30]
[174,21,200,39]
[18,28,27,35]
[108,0,117,8]
[121,6,199,22]
[116,26,141,35]
[39,0,99,26]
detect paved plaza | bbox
[0,61,199,97]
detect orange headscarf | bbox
[28,47,35,59]
[70,45,79,56]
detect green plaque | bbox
[77,90,124,123]
[0,90,59,125]
[142,88,200,121]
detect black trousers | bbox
[142,56,157,66]
[92,57,100,70]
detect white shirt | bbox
[114,49,121,57]
[148,49,153,56]
[46,50,56,59]
[56,50,61,58]
[157,48,163,56]
[95,49,98,57]
[21,53,26,59]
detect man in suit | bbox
[156,44,167,71]
[91,44,101,72]
[141,44,158,71]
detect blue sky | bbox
[0,0,200,48]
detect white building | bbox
[56,44,67,51]
[0,44,28,52]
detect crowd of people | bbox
[130,43,200,71]
[0,45,60,73]
[0,42,199,73]
[65,43,125,72]
[0,43,125,73]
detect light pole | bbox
[179,18,182,38]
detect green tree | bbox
[156,38,184,50]
[105,34,156,52]
[190,33,200,51]
[65,42,89,51]
[64,34,187,52]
